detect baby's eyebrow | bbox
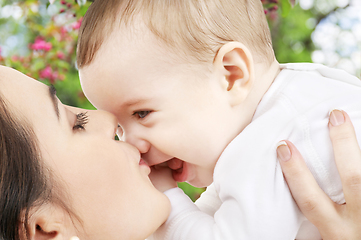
[124,98,148,107]
[48,85,60,120]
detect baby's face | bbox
[79,28,239,187]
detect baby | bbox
[76,0,361,239]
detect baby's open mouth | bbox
[153,158,188,182]
[168,158,188,182]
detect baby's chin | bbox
[186,177,212,188]
[156,157,213,187]
[172,160,212,188]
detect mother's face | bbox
[0,66,170,239]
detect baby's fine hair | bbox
[77,0,274,68]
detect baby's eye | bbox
[73,112,89,130]
[133,110,151,119]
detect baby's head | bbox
[77,0,274,67]
[78,0,277,187]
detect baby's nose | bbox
[124,134,150,154]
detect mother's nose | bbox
[86,109,119,137]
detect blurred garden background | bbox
[0,0,360,201]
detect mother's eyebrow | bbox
[48,85,59,120]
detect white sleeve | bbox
[150,102,306,240]
[195,183,221,217]
[152,187,220,240]
[151,64,361,240]
[151,156,304,240]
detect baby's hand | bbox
[149,165,177,192]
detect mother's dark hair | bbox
[0,90,51,239]
[0,91,77,239]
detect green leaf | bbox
[32,59,46,72]
[56,60,70,70]
[178,182,205,202]
[79,2,92,16]
[280,0,292,18]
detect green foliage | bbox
[270,4,314,63]
[178,182,205,202]
[55,69,95,109]
[0,0,92,109]
[280,0,292,17]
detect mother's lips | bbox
[139,158,149,166]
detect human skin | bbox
[77,15,361,238]
[79,20,280,188]
[277,109,361,240]
[0,66,170,240]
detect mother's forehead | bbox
[0,65,15,81]
[0,66,42,88]
[0,66,21,98]
[0,65,26,86]
[0,66,47,113]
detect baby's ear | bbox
[214,42,255,106]
[20,205,71,240]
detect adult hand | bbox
[277,110,361,240]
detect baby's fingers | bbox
[329,110,361,212]
[277,141,338,227]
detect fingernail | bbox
[277,141,291,162]
[70,237,80,240]
[329,109,345,126]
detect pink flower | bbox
[60,27,67,39]
[57,51,65,59]
[271,5,278,11]
[51,71,59,83]
[0,47,3,62]
[40,66,61,84]
[31,37,52,51]
[40,66,53,79]
[11,55,19,62]
[71,18,82,30]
